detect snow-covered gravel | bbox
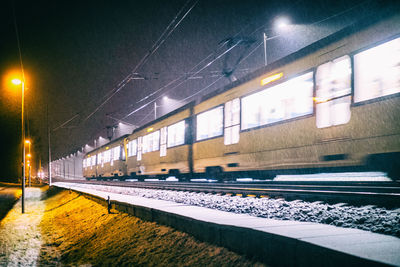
[58,183,400,238]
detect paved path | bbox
[0,188,45,267]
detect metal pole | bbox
[263,33,267,66]
[154,102,157,120]
[47,104,52,186]
[21,81,25,213]
[28,143,31,187]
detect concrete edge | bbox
[57,186,392,267]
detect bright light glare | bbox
[12,79,22,85]
[25,140,31,144]
[275,17,290,30]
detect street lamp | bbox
[263,17,291,66]
[154,96,179,120]
[12,78,26,213]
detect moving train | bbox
[83,11,400,181]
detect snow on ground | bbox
[56,182,400,238]
[0,188,45,267]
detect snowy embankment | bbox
[55,182,400,238]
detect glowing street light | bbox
[154,96,179,120]
[263,16,291,66]
[12,78,22,85]
[11,78,26,213]
[275,17,290,30]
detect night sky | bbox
[0,0,397,180]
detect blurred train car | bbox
[83,11,400,181]
[191,13,400,179]
[125,103,194,180]
[83,135,128,180]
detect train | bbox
[83,11,400,181]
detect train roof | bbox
[84,134,129,157]
[200,7,398,103]
[130,101,195,135]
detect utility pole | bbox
[47,102,52,186]
[154,102,157,120]
[263,33,268,66]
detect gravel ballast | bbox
[57,182,400,238]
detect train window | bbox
[113,146,120,161]
[168,120,185,147]
[143,130,160,153]
[98,152,103,167]
[137,137,142,161]
[104,150,111,163]
[224,98,240,145]
[128,139,137,157]
[354,37,400,102]
[241,72,313,130]
[90,156,95,168]
[196,106,223,141]
[316,55,351,128]
[160,127,167,157]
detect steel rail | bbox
[56,179,400,208]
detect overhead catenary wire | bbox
[121,40,240,119]
[120,0,372,121]
[83,0,199,122]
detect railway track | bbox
[54,178,400,208]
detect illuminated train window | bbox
[142,130,160,153]
[316,55,351,128]
[224,98,240,145]
[168,120,185,148]
[128,139,137,157]
[160,127,167,157]
[91,155,96,167]
[241,72,313,130]
[103,150,111,163]
[354,37,400,102]
[113,146,120,161]
[196,106,223,141]
[137,137,142,161]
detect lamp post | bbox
[12,78,25,213]
[263,17,290,66]
[25,139,31,187]
[154,96,176,120]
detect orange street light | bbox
[12,78,22,85]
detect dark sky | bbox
[0,0,397,180]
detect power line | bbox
[121,0,372,122]
[83,0,199,122]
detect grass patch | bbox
[39,189,265,266]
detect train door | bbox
[314,55,352,161]
[223,98,240,154]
